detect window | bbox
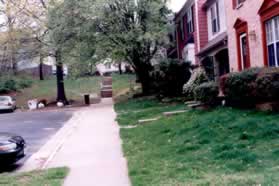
[237,0,245,6]
[210,2,220,34]
[265,16,279,67]
[233,0,245,9]
[186,6,194,34]
[180,21,185,41]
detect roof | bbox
[197,32,228,57]
[174,0,195,23]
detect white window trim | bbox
[266,16,279,67]
[210,2,220,35]
[186,7,193,34]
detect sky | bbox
[167,0,186,12]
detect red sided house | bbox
[172,0,279,79]
[174,0,197,65]
[173,0,230,80]
[196,0,230,81]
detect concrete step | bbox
[138,117,160,124]
[188,103,206,109]
[101,89,113,98]
[163,110,189,117]
[102,77,112,86]
[101,85,112,90]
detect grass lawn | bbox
[13,74,135,109]
[112,74,137,97]
[15,76,101,109]
[115,98,279,185]
[0,167,68,186]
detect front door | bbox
[240,33,249,69]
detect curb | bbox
[18,111,83,172]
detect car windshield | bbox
[0,97,9,102]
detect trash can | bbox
[84,94,90,105]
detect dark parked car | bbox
[0,133,25,165]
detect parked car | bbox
[0,96,16,112]
[0,133,25,165]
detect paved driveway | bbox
[0,110,72,172]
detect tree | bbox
[48,0,98,103]
[95,0,169,95]
[0,0,48,77]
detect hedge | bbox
[0,77,33,94]
[220,67,279,104]
[194,82,219,105]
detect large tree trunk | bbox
[118,62,122,75]
[137,69,152,95]
[39,53,44,80]
[56,50,68,104]
[134,62,154,96]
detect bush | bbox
[0,76,33,94]
[151,59,192,97]
[220,68,261,103]
[18,79,33,89]
[194,82,219,104]
[183,67,209,100]
[255,68,279,102]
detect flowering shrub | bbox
[183,67,209,100]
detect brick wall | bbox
[225,0,265,72]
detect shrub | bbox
[194,82,219,104]
[255,68,279,102]
[4,79,17,91]
[0,76,33,94]
[220,68,261,103]
[183,67,209,100]
[18,79,33,89]
[151,59,192,97]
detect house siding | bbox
[225,0,265,72]
[197,0,208,50]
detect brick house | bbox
[196,0,230,81]
[171,0,279,79]
[174,0,197,64]
[225,0,279,71]
[173,0,230,80]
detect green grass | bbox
[115,97,185,126]
[12,74,135,109]
[116,98,279,185]
[112,74,137,96]
[0,167,68,186]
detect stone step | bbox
[188,103,206,109]
[163,110,189,117]
[185,101,200,105]
[138,117,160,124]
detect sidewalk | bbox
[47,98,131,186]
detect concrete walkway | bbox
[47,98,131,186]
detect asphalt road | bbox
[0,110,73,172]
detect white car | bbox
[0,96,16,112]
